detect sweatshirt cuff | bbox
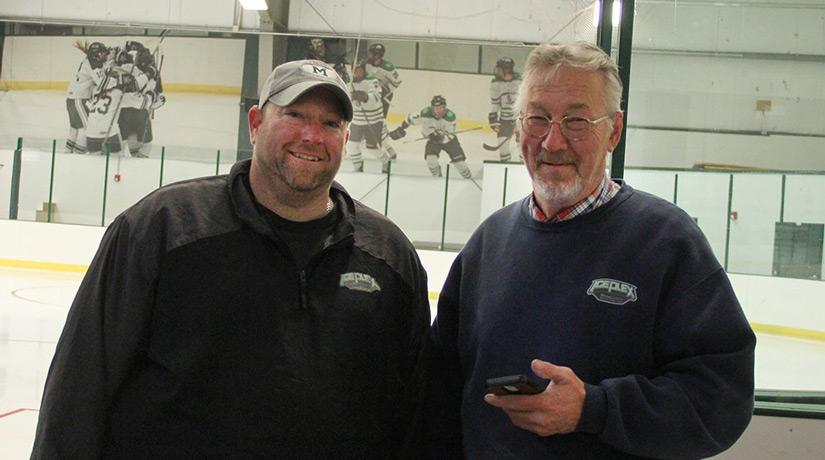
[574,383,607,434]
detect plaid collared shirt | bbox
[529,176,621,223]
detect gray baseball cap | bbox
[258,59,353,121]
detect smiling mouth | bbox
[289,151,321,162]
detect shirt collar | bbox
[529,175,621,223]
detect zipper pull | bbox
[299,270,308,309]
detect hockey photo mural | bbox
[65,39,166,157]
[0,33,246,160]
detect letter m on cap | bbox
[312,65,329,76]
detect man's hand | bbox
[428,132,445,143]
[484,359,585,437]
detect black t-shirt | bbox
[257,202,338,269]
[243,175,339,269]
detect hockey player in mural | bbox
[65,41,109,153]
[486,57,522,161]
[365,43,401,162]
[389,95,474,180]
[117,41,166,157]
[347,61,389,173]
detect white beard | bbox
[532,173,583,207]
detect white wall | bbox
[0,0,238,29]
[287,0,598,43]
[625,0,825,169]
[633,0,825,56]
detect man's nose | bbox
[541,122,568,151]
[301,120,325,143]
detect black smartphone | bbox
[486,374,544,396]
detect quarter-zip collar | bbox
[228,159,356,249]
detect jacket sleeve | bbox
[576,268,756,459]
[424,255,465,458]
[396,256,433,459]
[30,215,160,459]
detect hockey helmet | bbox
[125,41,146,53]
[368,43,386,58]
[496,57,515,73]
[87,42,109,67]
[431,95,447,107]
[136,49,156,70]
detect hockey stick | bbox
[150,29,169,62]
[138,53,165,153]
[403,126,483,144]
[482,133,513,151]
[468,176,482,191]
[99,63,138,153]
[357,176,388,201]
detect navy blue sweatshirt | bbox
[429,183,755,459]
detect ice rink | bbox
[1,265,825,458]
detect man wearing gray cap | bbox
[31,59,431,459]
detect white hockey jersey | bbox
[86,66,153,139]
[489,73,522,121]
[349,76,383,126]
[66,59,106,100]
[405,107,457,145]
[365,60,401,95]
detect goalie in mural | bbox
[66,39,165,157]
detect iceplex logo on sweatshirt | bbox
[339,272,382,293]
[586,278,638,305]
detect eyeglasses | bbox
[517,113,612,141]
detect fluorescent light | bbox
[613,1,622,27]
[239,0,268,10]
[592,1,623,28]
[593,2,600,28]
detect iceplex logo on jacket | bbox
[586,278,638,305]
[339,272,382,293]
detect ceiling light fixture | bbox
[239,0,268,11]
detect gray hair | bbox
[515,41,623,116]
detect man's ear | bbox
[248,105,263,145]
[608,111,624,151]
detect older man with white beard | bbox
[427,42,755,459]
